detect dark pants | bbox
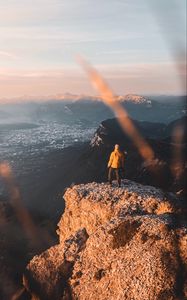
[108,167,121,186]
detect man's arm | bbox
[107,152,113,168]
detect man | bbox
[107,144,125,187]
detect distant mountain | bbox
[59,93,152,104]
[149,95,187,104]
[118,94,152,105]
[61,96,186,125]
[91,116,187,147]
[0,95,186,126]
[1,93,185,104]
[90,118,166,147]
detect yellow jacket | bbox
[108,150,125,169]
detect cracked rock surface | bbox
[24,180,187,300]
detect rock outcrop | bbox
[23,180,187,300]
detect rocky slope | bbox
[22,180,187,300]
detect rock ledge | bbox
[24,180,187,300]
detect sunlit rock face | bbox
[24,180,187,300]
[118,94,150,104]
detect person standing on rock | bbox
[107,144,125,187]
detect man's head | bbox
[114,144,120,151]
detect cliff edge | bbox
[23,180,187,300]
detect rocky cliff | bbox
[23,180,187,300]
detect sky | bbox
[0,0,186,98]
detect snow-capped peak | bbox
[118,94,151,104]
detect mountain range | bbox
[0,94,186,125]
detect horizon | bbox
[0,0,186,98]
[0,92,186,105]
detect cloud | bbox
[0,0,185,97]
[0,0,65,26]
[0,59,185,98]
[0,0,142,26]
[0,67,81,80]
[0,25,147,43]
[0,50,20,60]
